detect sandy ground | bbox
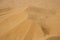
[0,0,60,40]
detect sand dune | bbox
[0,5,60,40]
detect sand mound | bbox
[0,6,60,40]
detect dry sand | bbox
[0,0,60,40]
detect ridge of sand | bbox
[0,6,60,40]
[0,6,28,37]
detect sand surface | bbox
[0,0,60,40]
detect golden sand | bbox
[0,0,60,40]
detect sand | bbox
[0,0,60,40]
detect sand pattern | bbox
[0,4,60,40]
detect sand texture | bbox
[0,0,60,40]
